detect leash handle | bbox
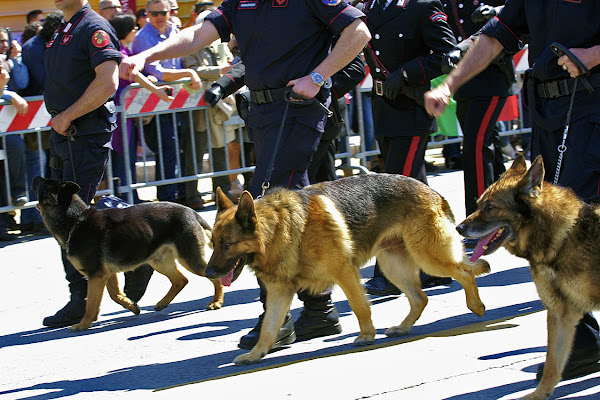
[550,42,594,93]
[284,90,333,117]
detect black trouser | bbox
[376,134,429,184]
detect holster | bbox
[235,90,250,123]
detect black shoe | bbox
[294,301,342,342]
[12,193,27,206]
[43,298,86,328]
[420,273,452,288]
[364,276,402,296]
[124,264,154,303]
[425,161,438,173]
[536,344,600,381]
[238,312,296,350]
[0,228,16,241]
[445,157,463,170]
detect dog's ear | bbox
[62,181,81,196]
[216,187,235,212]
[507,154,528,175]
[235,191,257,233]
[519,155,544,198]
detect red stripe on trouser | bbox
[403,136,421,177]
[475,96,499,196]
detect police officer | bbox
[441,1,514,228]
[121,0,370,349]
[42,0,121,328]
[362,0,457,295]
[425,0,600,384]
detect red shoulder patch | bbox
[430,12,448,23]
[92,30,110,48]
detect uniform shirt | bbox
[442,0,510,99]
[132,20,181,81]
[481,0,600,123]
[205,0,364,91]
[44,3,122,114]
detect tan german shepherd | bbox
[33,176,224,331]
[457,155,600,400]
[205,173,490,365]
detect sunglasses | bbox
[101,5,122,10]
[149,11,169,16]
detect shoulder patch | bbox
[92,30,111,48]
[430,12,448,23]
[322,0,342,6]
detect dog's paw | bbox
[154,303,168,312]
[385,325,411,337]
[468,300,486,317]
[233,352,264,365]
[69,322,92,332]
[206,300,223,310]
[353,333,375,346]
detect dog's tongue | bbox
[469,229,499,262]
[220,270,235,287]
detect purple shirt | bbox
[131,21,181,81]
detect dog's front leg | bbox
[234,284,295,365]
[70,274,108,331]
[522,310,578,400]
[207,278,224,310]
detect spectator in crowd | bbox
[26,10,44,24]
[21,21,42,46]
[0,27,29,93]
[98,0,123,21]
[361,0,457,295]
[136,8,147,29]
[181,6,236,209]
[132,0,201,203]
[168,0,182,29]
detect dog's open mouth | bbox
[220,256,246,287]
[470,226,510,262]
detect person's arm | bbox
[160,68,202,90]
[424,34,503,118]
[8,57,29,90]
[287,19,371,99]
[2,89,28,115]
[132,71,174,102]
[121,21,220,81]
[52,60,119,136]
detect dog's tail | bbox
[470,258,491,276]
[441,196,455,224]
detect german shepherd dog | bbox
[33,176,224,332]
[457,155,600,400]
[205,173,490,365]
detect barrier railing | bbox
[0,79,528,216]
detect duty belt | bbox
[536,74,600,99]
[250,87,287,104]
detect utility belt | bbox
[536,74,600,99]
[250,84,330,105]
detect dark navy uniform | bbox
[364,0,456,183]
[42,3,121,327]
[443,0,512,215]
[482,0,600,374]
[205,0,363,197]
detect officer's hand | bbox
[424,83,451,118]
[203,84,224,107]
[382,68,406,99]
[442,48,463,74]
[471,5,496,23]
[10,93,28,116]
[51,112,72,136]
[287,75,319,100]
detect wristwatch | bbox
[309,71,325,87]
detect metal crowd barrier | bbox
[0,79,528,216]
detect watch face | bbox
[311,71,324,85]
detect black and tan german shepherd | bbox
[205,173,490,365]
[33,176,223,331]
[457,155,600,400]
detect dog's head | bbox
[33,176,81,208]
[205,187,259,287]
[457,155,545,261]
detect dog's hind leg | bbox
[106,273,140,315]
[234,284,296,365]
[206,278,224,310]
[332,267,376,346]
[524,310,580,400]
[378,248,428,337]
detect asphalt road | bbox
[1,155,599,400]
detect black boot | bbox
[124,264,154,303]
[420,271,452,288]
[364,262,402,296]
[43,295,86,328]
[238,312,296,350]
[294,291,342,342]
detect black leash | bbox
[549,42,594,185]
[50,111,78,183]
[260,88,332,198]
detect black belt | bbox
[250,87,288,104]
[536,74,600,99]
